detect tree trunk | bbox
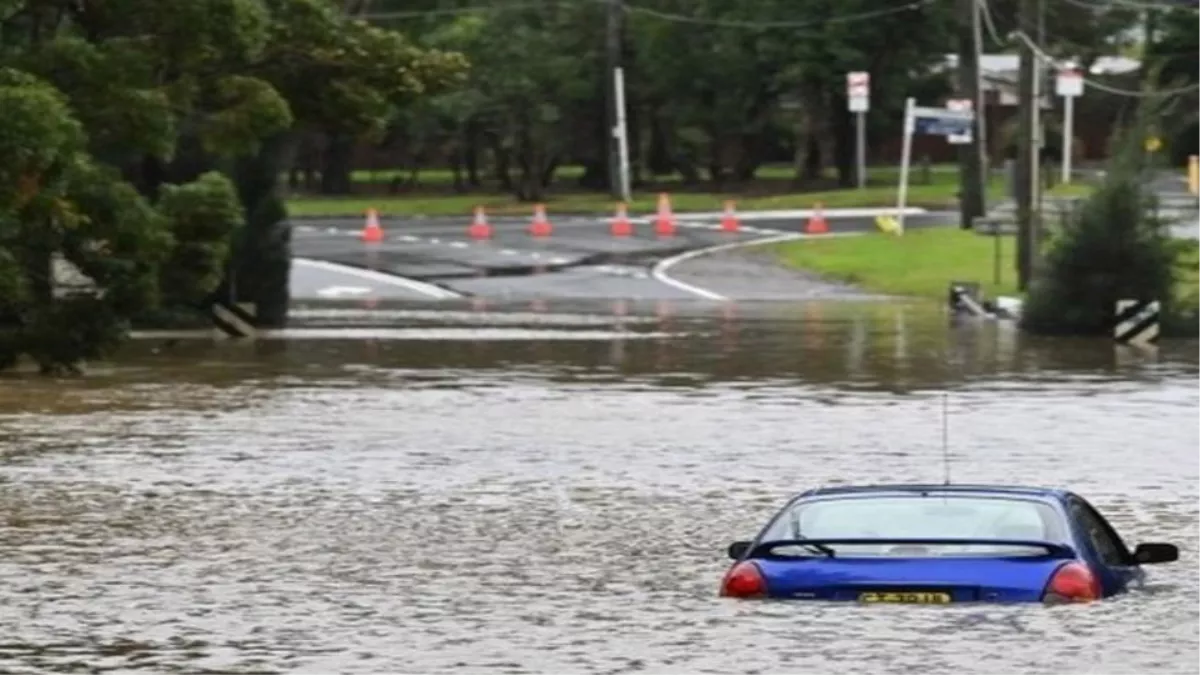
[319,133,354,194]
[217,132,298,328]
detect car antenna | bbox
[941,390,951,485]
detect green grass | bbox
[773,228,1021,300]
[1170,239,1199,307]
[285,162,1093,217]
[773,227,1200,304]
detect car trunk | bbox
[756,557,1066,603]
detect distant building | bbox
[876,53,1144,164]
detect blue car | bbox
[720,484,1179,603]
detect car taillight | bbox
[720,561,766,598]
[1043,562,1101,604]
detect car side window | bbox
[1070,499,1129,566]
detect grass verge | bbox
[772,228,1020,300]
[772,228,1200,306]
[285,164,1092,218]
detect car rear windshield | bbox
[760,494,1068,558]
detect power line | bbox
[977,0,1198,97]
[622,0,936,30]
[1062,0,1198,12]
[1013,31,1200,96]
[360,1,602,20]
[360,0,938,30]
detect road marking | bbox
[292,258,462,300]
[650,231,866,301]
[315,285,373,298]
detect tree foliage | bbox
[1020,98,1196,338]
[358,0,1141,199]
[0,0,466,373]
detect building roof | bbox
[941,53,1142,77]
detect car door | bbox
[1067,496,1142,594]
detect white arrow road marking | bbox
[315,285,374,298]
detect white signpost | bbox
[847,72,870,189]
[613,67,632,203]
[946,99,973,144]
[896,97,975,232]
[1056,67,1083,185]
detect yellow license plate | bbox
[858,592,952,604]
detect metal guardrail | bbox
[972,195,1197,237]
[971,201,1079,236]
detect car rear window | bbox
[760,494,1068,558]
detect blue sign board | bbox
[914,117,972,137]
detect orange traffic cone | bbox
[720,200,740,233]
[611,202,633,237]
[529,204,553,237]
[805,202,829,234]
[361,208,384,242]
[654,193,677,236]
[468,206,492,239]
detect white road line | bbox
[292,258,462,300]
[650,231,866,301]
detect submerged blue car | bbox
[720,484,1179,604]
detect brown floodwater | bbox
[1,299,1197,674]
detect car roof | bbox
[795,483,1075,502]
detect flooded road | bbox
[1,300,1197,674]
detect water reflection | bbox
[0,299,1196,674]
[106,300,1198,392]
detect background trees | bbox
[0,0,465,372]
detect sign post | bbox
[1055,67,1083,185]
[847,72,870,189]
[896,97,975,232]
[613,67,632,203]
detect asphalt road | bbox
[289,208,958,302]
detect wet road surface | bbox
[289,210,957,302]
[1,301,1197,674]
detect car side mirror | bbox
[1133,542,1178,564]
[727,541,752,560]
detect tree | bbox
[1144,7,1199,165]
[0,0,467,372]
[1020,99,1195,337]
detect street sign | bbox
[946,99,973,144]
[915,117,973,137]
[1056,69,1084,97]
[894,97,979,231]
[847,71,869,113]
[911,105,973,121]
[906,104,974,137]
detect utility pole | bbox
[1030,0,1046,275]
[1015,0,1035,289]
[956,0,986,229]
[605,0,622,199]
